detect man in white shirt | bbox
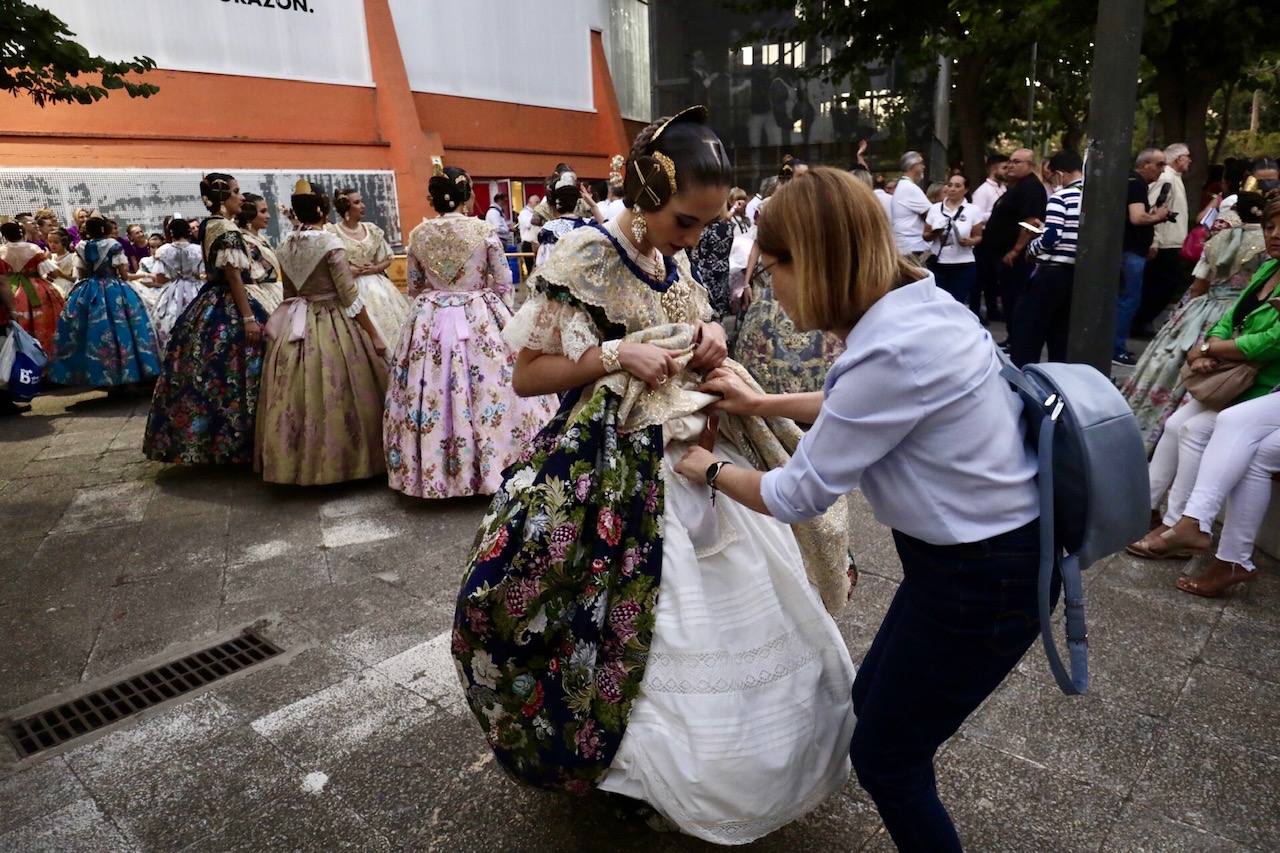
[1135,142,1192,334]
[598,182,627,222]
[485,193,513,247]
[971,153,1008,221]
[517,194,541,255]
[890,152,931,260]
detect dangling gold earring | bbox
[631,209,647,244]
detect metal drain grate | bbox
[4,630,282,759]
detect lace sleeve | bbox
[502,292,601,362]
[211,229,252,271]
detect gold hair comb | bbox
[293,179,314,194]
[653,152,678,193]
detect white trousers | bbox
[1181,394,1280,570]
[1149,399,1217,514]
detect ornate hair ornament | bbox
[653,152,678,194]
[609,154,626,185]
[648,104,709,148]
[432,160,446,178]
[293,178,314,195]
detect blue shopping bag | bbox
[8,321,48,402]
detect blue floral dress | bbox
[49,239,161,387]
[143,218,268,464]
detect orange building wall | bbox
[0,25,631,225]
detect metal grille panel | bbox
[4,631,282,759]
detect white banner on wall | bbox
[35,0,373,87]
[389,0,609,112]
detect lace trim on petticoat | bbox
[641,624,828,690]
[344,295,366,318]
[502,291,601,362]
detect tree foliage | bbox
[0,0,159,106]
[728,0,1272,199]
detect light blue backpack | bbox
[1000,359,1150,695]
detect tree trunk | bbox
[1153,62,1216,216]
[951,53,988,192]
[1211,82,1236,165]
[1251,89,1262,133]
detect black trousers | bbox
[1010,263,1074,367]
[1135,248,1189,329]
[971,242,1002,319]
[850,520,1059,852]
[998,257,1034,344]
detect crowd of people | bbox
[3,108,1278,848]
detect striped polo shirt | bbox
[1029,179,1083,265]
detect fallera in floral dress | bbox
[150,240,205,351]
[452,220,857,845]
[255,229,387,485]
[1121,219,1268,453]
[732,256,846,396]
[49,239,160,387]
[243,229,284,315]
[2,240,66,360]
[144,217,268,465]
[384,214,557,498]
[324,221,410,353]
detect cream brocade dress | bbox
[254,230,388,486]
[325,221,411,352]
[243,229,284,315]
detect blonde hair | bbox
[757,166,923,332]
[729,186,749,204]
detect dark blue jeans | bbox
[930,261,977,307]
[850,519,1058,852]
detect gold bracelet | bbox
[600,340,622,373]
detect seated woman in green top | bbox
[1129,192,1280,560]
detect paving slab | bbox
[0,757,89,835]
[1130,725,1280,849]
[87,726,301,851]
[1200,610,1280,686]
[1169,663,1280,756]
[1102,805,1248,852]
[0,797,137,852]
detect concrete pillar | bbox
[363,0,439,235]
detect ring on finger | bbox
[658,375,668,385]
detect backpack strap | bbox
[1034,412,1090,695]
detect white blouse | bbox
[761,275,1039,546]
[925,200,978,265]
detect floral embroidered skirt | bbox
[355,272,411,354]
[143,283,267,464]
[453,387,665,792]
[8,273,67,362]
[1120,287,1242,454]
[453,387,857,843]
[255,300,388,485]
[384,289,557,498]
[153,278,203,352]
[732,283,845,396]
[49,276,160,387]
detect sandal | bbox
[1125,529,1196,560]
[1177,561,1258,598]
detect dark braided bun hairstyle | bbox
[429,167,473,213]
[623,105,733,212]
[235,193,265,229]
[199,173,236,214]
[334,187,358,216]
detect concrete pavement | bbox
[1,389,1277,851]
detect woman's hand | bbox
[243,317,263,344]
[1189,357,1221,374]
[700,367,764,416]
[372,335,388,358]
[618,342,679,387]
[690,321,728,371]
[675,445,719,483]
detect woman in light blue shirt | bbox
[676,167,1053,852]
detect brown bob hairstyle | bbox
[757,166,923,332]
